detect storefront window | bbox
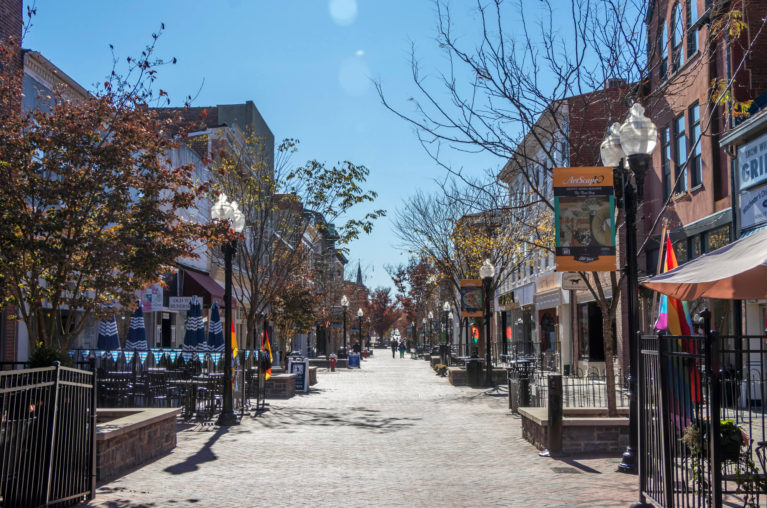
[705,225,730,252]
[674,240,689,263]
[577,301,616,362]
[539,310,556,353]
[689,235,701,259]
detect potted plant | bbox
[682,419,744,462]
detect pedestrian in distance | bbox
[391,340,397,359]
[399,340,406,359]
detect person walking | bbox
[399,340,406,359]
[391,340,397,359]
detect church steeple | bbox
[356,262,363,287]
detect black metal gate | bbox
[639,309,767,507]
[0,363,96,507]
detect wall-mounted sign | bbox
[169,296,197,311]
[460,279,484,318]
[554,167,616,272]
[740,182,767,230]
[738,131,767,191]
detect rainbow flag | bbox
[263,329,273,381]
[655,236,693,335]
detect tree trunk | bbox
[601,310,618,417]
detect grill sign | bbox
[554,167,616,272]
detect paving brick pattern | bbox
[83,354,640,507]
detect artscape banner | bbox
[460,279,484,318]
[554,167,616,272]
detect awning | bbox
[642,227,767,300]
[182,269,233,309]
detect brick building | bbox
[641,0,767,333]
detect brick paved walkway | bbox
[83,353,640,507]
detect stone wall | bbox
[265,373,297,399]
[97,408,179,482]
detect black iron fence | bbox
[0,363,96,507]
[638,310,767,507]
[509,366,628,410]
[68,349,264,420]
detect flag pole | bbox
[650,218,669,326]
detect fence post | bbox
[90,359,98,500]
[44,361,62,505]
[704,309,723,507]
[657,334,674,508]
[548,374,563,455]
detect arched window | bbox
[658,20,668,80]
[686,0,698,56]
[671,2,684,71]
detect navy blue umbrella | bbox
[125,300,148,350]
[96,314,120,350]
[183,296,205,351]
[207,301,224,352]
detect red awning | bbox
[181,269,234,308]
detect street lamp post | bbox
[211,193,245,427]
[448,310,454,362]
[340,295,349,355]
[600,104,657,479]
[442,302,450,365]
[480,259,495,387]
[428,311,433,348]
[357,308,364,351]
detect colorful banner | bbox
[459,279,484,318]
[141,284,164,313]
[554,167,616,272]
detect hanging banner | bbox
[554,167,616,272]
[141,284,164,313]
[459,279,484,318]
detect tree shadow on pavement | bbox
[259,406,420,433]
[162,427,229,475]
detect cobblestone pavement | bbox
[83,353,640,507]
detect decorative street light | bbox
[479,259,495,387]
[411,321,416,350]
[429,311,434,352]
[340,295,349,355]
[600,103,657,476]
[442,302,450,365]
[448,310,454,350]
[211,193,245,427]
[357,307,364,350]
[421,317,426,351]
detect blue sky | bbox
[23,0,502,290]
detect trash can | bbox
[467,359,483,387]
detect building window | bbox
[671,3,684,72]
[690,234,701,259]
[658,20,668,80]
[674,114,688,193]
[689,103,702,187]
[705,225,730,252]
[661,126,672,199]
[674,239,689,263]
[686,0,698,56]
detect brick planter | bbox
[447,367,467,386]
[519,407,629,455]
[265,373,297,399]
[96,408,180,482]
[309,366,318,385]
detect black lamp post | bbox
[357,307,363,351]
[341,295,349,354]
[442,302,450,364]
[480,259,495,387]
[448,310,454,361]
[211,193,245,427]
[600,104,657,481]
[427,311,433,348]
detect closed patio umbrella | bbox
[183,296,205,351]
[97,314,120,350]
[207,301,224,352]
[642,227,767,300]
[125,300,148,350]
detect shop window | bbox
[661,126,672,199]
[577,302,616,362]
[674,240,689,263]
[689,103,702,187]
[704,225,730,252]
[690,234,702,259]
[671,3,684,72]
[674,114,688,193]
[539,310,557,353]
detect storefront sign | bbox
[169,296,197,311]
[740,182,767,230]
[554,167,616,272]
[562,273,588,290]
[140,284,164,312]
[460,279,484,318]
[288,358,309,392]
[738,131,767,191]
